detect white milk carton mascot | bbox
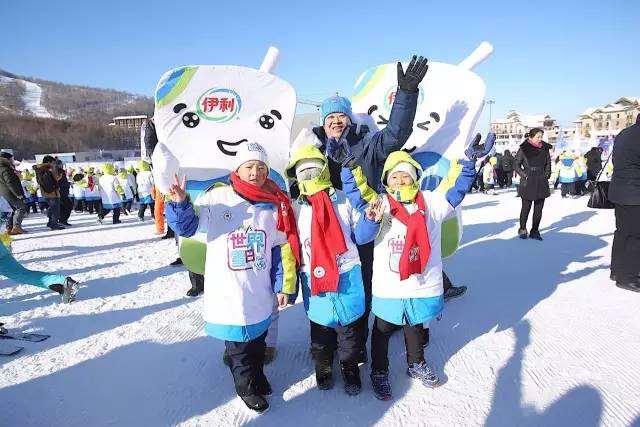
[351,42,495,257]
[152,47,297,273]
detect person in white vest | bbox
[342,147,483,401]
[165,143,299,414]
[117,168,134,215]
[285,144,382,395]
[136,160,155,221]
[97,164,125,224]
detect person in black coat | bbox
[56,161,73,227]
[585,146,604,182]
[513,128,552,240]
[501,150,515,188]
[608,115,640,292]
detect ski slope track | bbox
[0,189,638,426]
[0,75,53,118]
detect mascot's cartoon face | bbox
[351,46,492,258]
[153,65,296,197]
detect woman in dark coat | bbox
[608,115,640,292]
[513,128,552,240]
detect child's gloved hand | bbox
[277,293,289,308]
[465,132,496,160]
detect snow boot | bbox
[518,229,528,239]
[239,394,269,414]
[254,376,273,397]
[62,277,80,303]
[407,361,440,388]
[315,359,334,390]
[529,230,543,241]
[444,285,467,302]
[370,369,392,401]
[340,362,362,396]
[170,258,183,267]
[616,277,640,293]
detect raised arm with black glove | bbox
[397,55,429,93]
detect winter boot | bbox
[254,376,273,397]
[444,285,467,302]
[62,277,80,303]
[315,359,334,390]
[407,361,440,388]
[518,229,528,239]
[340,362,362,396]
[529,230,543,241]
[8,225,26,235]
[370,369,392,401]
[239,394,269,414]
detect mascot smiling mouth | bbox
[216,139,248,156]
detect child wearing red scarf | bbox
[344,150,477,401]
[165,143,298,415]
[286,144,382,396]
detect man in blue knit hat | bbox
[291,55,429,371]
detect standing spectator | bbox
[608,116,640,292]
[501,150,515,188]
[585,146,604,182]
[57,160,73,226]
[33,155,63,230]
[136,160,155,221]
[0,152,27,235]
[494,152,505,188]
[513,128,552,240]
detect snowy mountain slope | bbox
[0,190,638,427]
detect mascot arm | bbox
[166,200,200,238]
[367,89,419,162]
[271,243,298,295]
[436,158,477,209]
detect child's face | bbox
[237,160,268,187]
[388,171,415,189]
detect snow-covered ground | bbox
[1,189,638,427]
[0,75,53,118]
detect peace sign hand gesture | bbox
[168,173,187,203]
[365,196,386,223]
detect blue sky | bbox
[2,1,639,131]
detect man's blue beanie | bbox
[320,95,352,124]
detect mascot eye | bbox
[182,112,200,128]
[259,114,275,129]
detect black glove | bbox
[397,55,429,93]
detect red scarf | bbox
[527,138,543,148]
[387,192,431,280]
[307,191,348,296]
[88,176,95,191]
[229,173,301,269]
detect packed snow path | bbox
[1,189,638,427]
[0,75,53,118]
